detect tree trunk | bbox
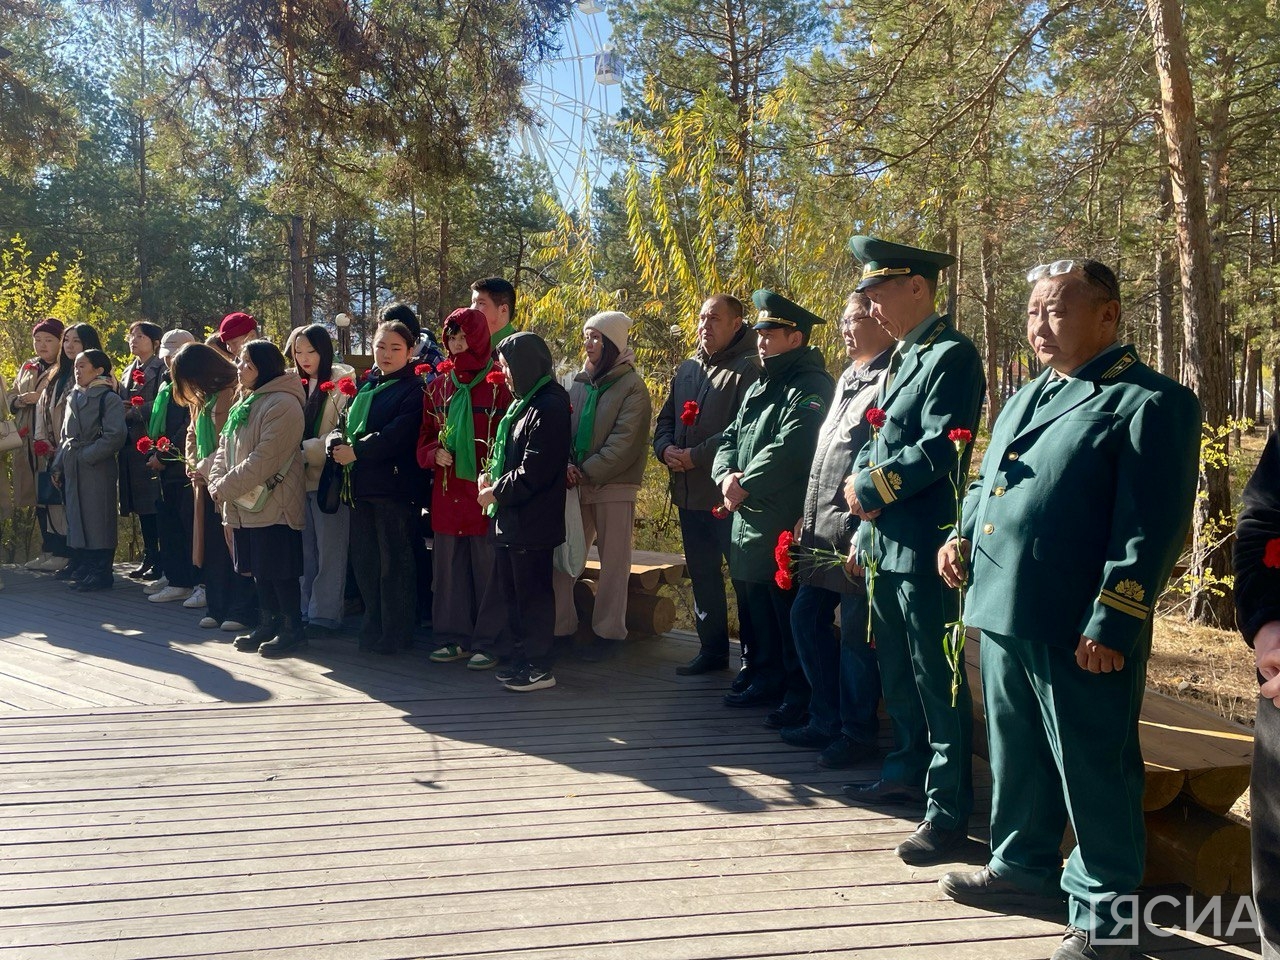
[303,215,316,326]
[1146,0,1233,627]
[1155,174,1177,377]
[288,214,306,329]
[438,199,450,325]
[136,13,152,322]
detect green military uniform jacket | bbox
[850,314,984,573]
[712,345,835,583]
[960,345,1201,658]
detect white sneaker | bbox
[182,585,207,609]
[149,586,193,604]
[220,620,247,631]
[41,555,69,572]
[142,577,170,595]
[25,553,52,570]
[198,616,219,629]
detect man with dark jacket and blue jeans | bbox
[654,294,762,678]
[477,332,571,692]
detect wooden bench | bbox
[964,633,1254,896]
[573,548,687,637]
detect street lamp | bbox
[334,312,351,359]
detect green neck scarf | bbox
[195,395,218,459]
[344,377,399,442]
[572,376,617,465]
[485,374,552,518]
[147,381,172,441]
[489,322,517,351]
[220,391,259,438]
[443,359,493,482]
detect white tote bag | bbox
[554,486,587,577]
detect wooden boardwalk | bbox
[0,567,1260,959]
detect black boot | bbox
[236,581,281,652]
[260,615,308,658]
[73,551,115,592]
[129,554,159,579]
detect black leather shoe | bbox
[779,724,834,749]
[818,736,880,769]
[841,779,925,806]
[895,821,969,865]
[723,682,783,708]
[72,573,113,592]
[939,866,1066,911]
[260,618,309,659]
[1051,926,1133,960]
[730,665,754,693]
[764,701,807,729]
[676,653,729,676]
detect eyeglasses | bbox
[1026,259,1121,301]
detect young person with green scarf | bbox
[170,342,258,633]
[551,311,653,662]
[210,340,308,658]
[329,320,426,655]
[416,308,513,668]
[474,331,571,692]
[143,329,198,604]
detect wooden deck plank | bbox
[0,567,1258,960]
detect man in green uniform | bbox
[937,259,1200,960]
[841,236,984,866]
[713,291,835,724]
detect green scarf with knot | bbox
[443,358,493,482]
[195,395,218,459]
[572,376,617,465]
[484,374,551,518]
[220,392,259,438]
[147,381,171,441]
[344,378,399,442]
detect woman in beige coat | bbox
[8,319,63,543]
[209,340,307,658]
[553,311,653,661]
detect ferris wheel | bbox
[519,1,623,211]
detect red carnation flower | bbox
[865,407,887,429]
[131,370,146,385]
[948,427,973,445]
[17,426,29,438]
[414,363,432,377]
[773,530,794,589]
[1265,539,1280,570]
[436,359,455,374]
[156,436,173,453]
[711,504,729,519]
[33,439,52,457]
[130,395,145,407]
[337,377,357,397]
[774,568,793,590]
[319,380,336,393]
[680,400,699,426]
[299,377,308,386]
[486,369,506,386]
[136,436,154,454]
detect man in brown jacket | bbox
[654,295,762,676]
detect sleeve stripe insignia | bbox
[1100,592,1150,620]
[870,467,898,504]
[1101,353,1137,380]
[798,394,826,412]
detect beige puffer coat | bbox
[298,362,353,491]
[209,373,307,530]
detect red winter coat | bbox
[416,309,513,537]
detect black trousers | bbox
[678,507,751,661]
[738,579,809,705]
[157,481,196,589]
[474,544,555,670]
[350,498,418,649]
[201,495,257,626]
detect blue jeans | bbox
[790,583,881,744]
[678,507,751,661]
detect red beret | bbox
[32,317,64,339]
[218,312,257,342]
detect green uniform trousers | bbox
[871,570,973,830]
[981,630,1148,933]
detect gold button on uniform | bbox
[983,523,995,535]
[993,486,1006,497]
[1007,452,1019,461]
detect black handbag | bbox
[316,456,343,514]
[36,469,62,505]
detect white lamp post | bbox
[334,312,352,359]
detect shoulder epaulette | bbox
[1100,353,1137,381]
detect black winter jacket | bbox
[343,367,425,502]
